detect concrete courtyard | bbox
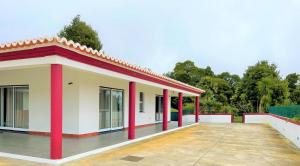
[1,123,300,166]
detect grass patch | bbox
[233,116,243,123]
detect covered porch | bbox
[0,37,204,161]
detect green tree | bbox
[58,15,103,50]
[240,61,280,112]
[217,72,240,87]
[199,76,233,105]
[285,73,300,104]
[294,87,300,104]
[166,59,293,115]
[257,77,273,112]
[169,60,202,86]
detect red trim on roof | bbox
[0,46,202,94]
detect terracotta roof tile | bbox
[0,37,205,93]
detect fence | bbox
[268,105,300,119]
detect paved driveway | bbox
[1,123,300,166]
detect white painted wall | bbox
[62,67,80,134]
[244,114,300,148]
[0,66,80,134]
[182,114,232,123]
[244,114,269,123]
[76,68,171,134]
[182,115,195,123]
[199,115,232,123]
[0,67,50,132]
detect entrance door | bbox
[155,96,163,122]
[99,87,124,131]
[0,86,29,130]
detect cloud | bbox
[0,0,299,77]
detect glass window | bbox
[0,87,14,127]
[14,87,29,129]
[99,87,124,131]
[111,90,123,128]
[99,88,111,130]
[139,92,144,112]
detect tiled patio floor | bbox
[63,123,300,166]
[0,121,191,159]
[1,123,300,166]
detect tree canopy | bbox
[285,73,300,104]
[58,15,103,51]
[167,60,297,114]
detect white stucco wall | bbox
[244,114,300,148]
[0,66,80,134]
[183,114,232,123]
[244,114,269,123]
[76,68,171,134]
[0,67,50,132]
[199,115,232,123]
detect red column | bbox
[195,96,199,123]
[128,82,136,139]
[163,89,169,131]
[50,64,62,159]
[178,92,183,127]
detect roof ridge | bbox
[0,36,205,93]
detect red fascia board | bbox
[0,46,202,94]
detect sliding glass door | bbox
[99,88,111,130]
[155,96,163,122]
[0,87,13,127]
[14,87,29,129]
[0,86,29,130]
[111,90,123,129]
[99,87,124,131]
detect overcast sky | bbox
[1,0,299,77]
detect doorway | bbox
[99,87,124,132]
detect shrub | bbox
[221,105,238,115]
[183,103,195,115]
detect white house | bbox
[0,37,205,160]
